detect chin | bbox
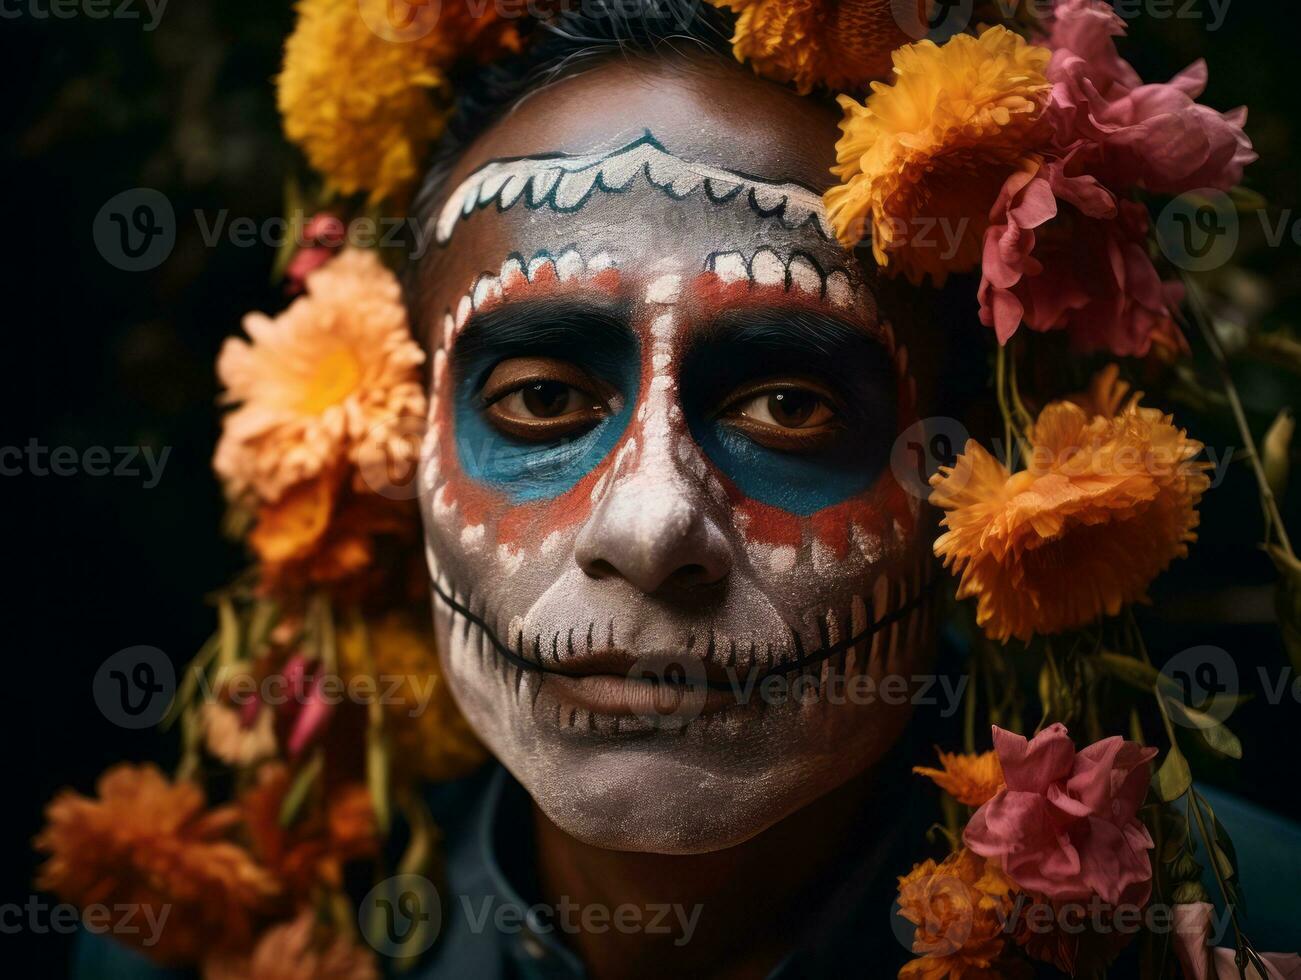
[434,597,933,853]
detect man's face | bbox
[416,59,936,853]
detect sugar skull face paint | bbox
[415,60,938,853]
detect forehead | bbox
[416,56,855,328]
[442,55,842,201]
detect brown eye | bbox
[764,389,822,428]
[481,357,615,442]
[720,379,842,451]
[520,381,574,418]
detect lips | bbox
[429,556,939,721]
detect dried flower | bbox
[915,749,1005,807]
[709,0,925,94]
[201,701,278,767]
[203,910,378,980]
[240,764,378,901]
[897,847,1022,980]
[35,764,280,965]
[337,611,487,782]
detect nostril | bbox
[583,558,620,580]
[673,563,709,585]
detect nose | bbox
[575,470,732,596]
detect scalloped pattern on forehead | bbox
[433,131,835,245]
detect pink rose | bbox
[978,152,1183,355]
[1173,902,1301,980]
[964,724,1158,906]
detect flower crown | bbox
[35,2,1300,978]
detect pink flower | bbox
[1046,0,1255,194]
[964,724,1158,906]
[975,0,1253,354]
[1173,903,1301,980]
[979,152,1183,355]
[285,214,347,295]
[275,654,335,758]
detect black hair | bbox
[410,0,742,231]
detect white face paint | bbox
[416,90,938,853]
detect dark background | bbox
[3,1,1299,973]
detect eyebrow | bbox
[682,308,897,414]
[452,297,636,380]
[697,306,889,355]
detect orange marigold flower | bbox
[914,749,1004,807]
[825,27,1052,284]
[1066,363,1138,419]
[214,248,425,505]
[337,611,488,782]
[278,0,523,203]
[35,764,280,966]
[930,387,1210,643]
[203,910,378,980]
[709,0,926,94]
[250,469,420,601]
[240,764,379,901]
[897,847,1023,980]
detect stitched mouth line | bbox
[429,573,939,691]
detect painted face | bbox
[416,60,937,853]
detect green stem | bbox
[1183,275,1295,560]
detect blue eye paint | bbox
[680,312,896,517]
[452,298,639,503]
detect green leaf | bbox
[1096,652,1163,692]
[367,728,391,838]
[1153,746,1193,803]
[217,595,241,668]
[246,599,280,660]
[1229,185,1268,213]
[278,752,323,828]
[1262,409,1294,501]
[160,633,220,732]
[1162,696,1244,759]
[1196,721,1244,759]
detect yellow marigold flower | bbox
[214,248,425,504]
[338,611,488,782]
[35,764,280,966]
[204,910,378,980]
[914,749,1004,807]
[709,0,925,94]
[825,27,1052,285]
[929,383,1210,643]
[897,847,1022,980]
[278,0,522,203]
